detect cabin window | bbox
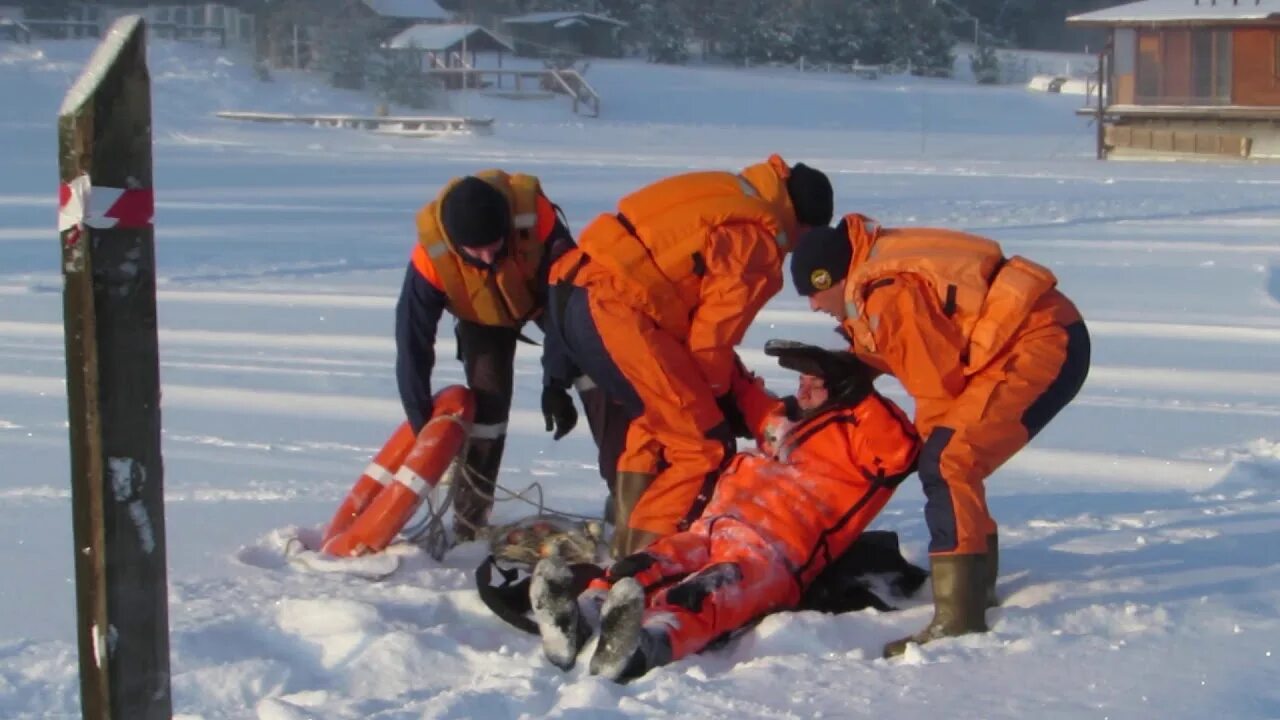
[1274,32,1280,79]
[1136,31,1162,100]
[1136,28,1230,105]
[1190,29,1231,103]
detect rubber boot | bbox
[985,532,1000,608]
[609,471,654,558]
[883,554,989,658]
[531,556,592,671]
[588,577,673,682]
[452,435,503,542]
[615,528,662,557]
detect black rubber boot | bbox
[531,555,592,671]
[588,577,672,682]
[985,532,1000,608]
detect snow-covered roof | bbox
[502,11,626,27]
[1068,0,1280,25]
[361,0,451,22]
[384,23,513,52]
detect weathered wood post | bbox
[57,15,171,720]
[1096,35,1112,161]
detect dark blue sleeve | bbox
[395,262,446,433]
[534,211,576,304]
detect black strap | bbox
[943,284,958,317]
[475,555,607,636]
[615,212,638,236]
[475,555,539,635]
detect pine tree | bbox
[720,0,798,66]
[970,40,1000,83]
[314,15,376,89]
[368,47,437,110]
[793,0,865,67]
[639,1,689,64]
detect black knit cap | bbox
[790,224,852,296]
[441,176,511,248]
[785,163,834,227]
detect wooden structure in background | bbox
[1069,0,1280,160]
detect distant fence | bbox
[3,18,224,47]
[0,17,32,43]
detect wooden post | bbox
[1096,38,1110,160]
[57,16,171,720]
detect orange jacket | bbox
[703,378,920,582]
[411,171,559,328]
[835,214,1076,411]
[551,155,802,394]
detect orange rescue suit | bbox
[590,376,921,662]
[836,213,1088,555]
[549,155,805,536]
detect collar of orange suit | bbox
[738,154,800,246]
[841,213,881,279]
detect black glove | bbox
[763,339,874,404]
[540,385,578,440]
[715,393,753,439]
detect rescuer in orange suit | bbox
[530,346,921,682]
[397,171,619,541]
[788,213,1092,657]
[540,155,835,557]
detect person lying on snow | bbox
[529,342,922,682]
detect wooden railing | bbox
[424,68,602,117]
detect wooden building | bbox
[1068,0,1280,160]
[384,22,512,87]
[501,11,625,59]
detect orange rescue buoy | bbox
[321,385,475,557]
[321,420,417,546]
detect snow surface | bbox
[3,37,1280,719]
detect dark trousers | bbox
[452,318,627,539]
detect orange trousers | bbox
[548,281,732,536]
[917,301,1090,556]
[592,517,802,661]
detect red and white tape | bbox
[58,174,154,234]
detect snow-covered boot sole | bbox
[588,577,647,681]
[531,556,590,671]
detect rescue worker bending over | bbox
[397,171,600,541]
[541,155,835,557]
[531,343,921,681]
[789,214,1091,657]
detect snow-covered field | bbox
[2,37,1279,719]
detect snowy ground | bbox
[2,38,1279,719]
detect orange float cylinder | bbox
[321,420,417,545]
[322,385,475,557]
